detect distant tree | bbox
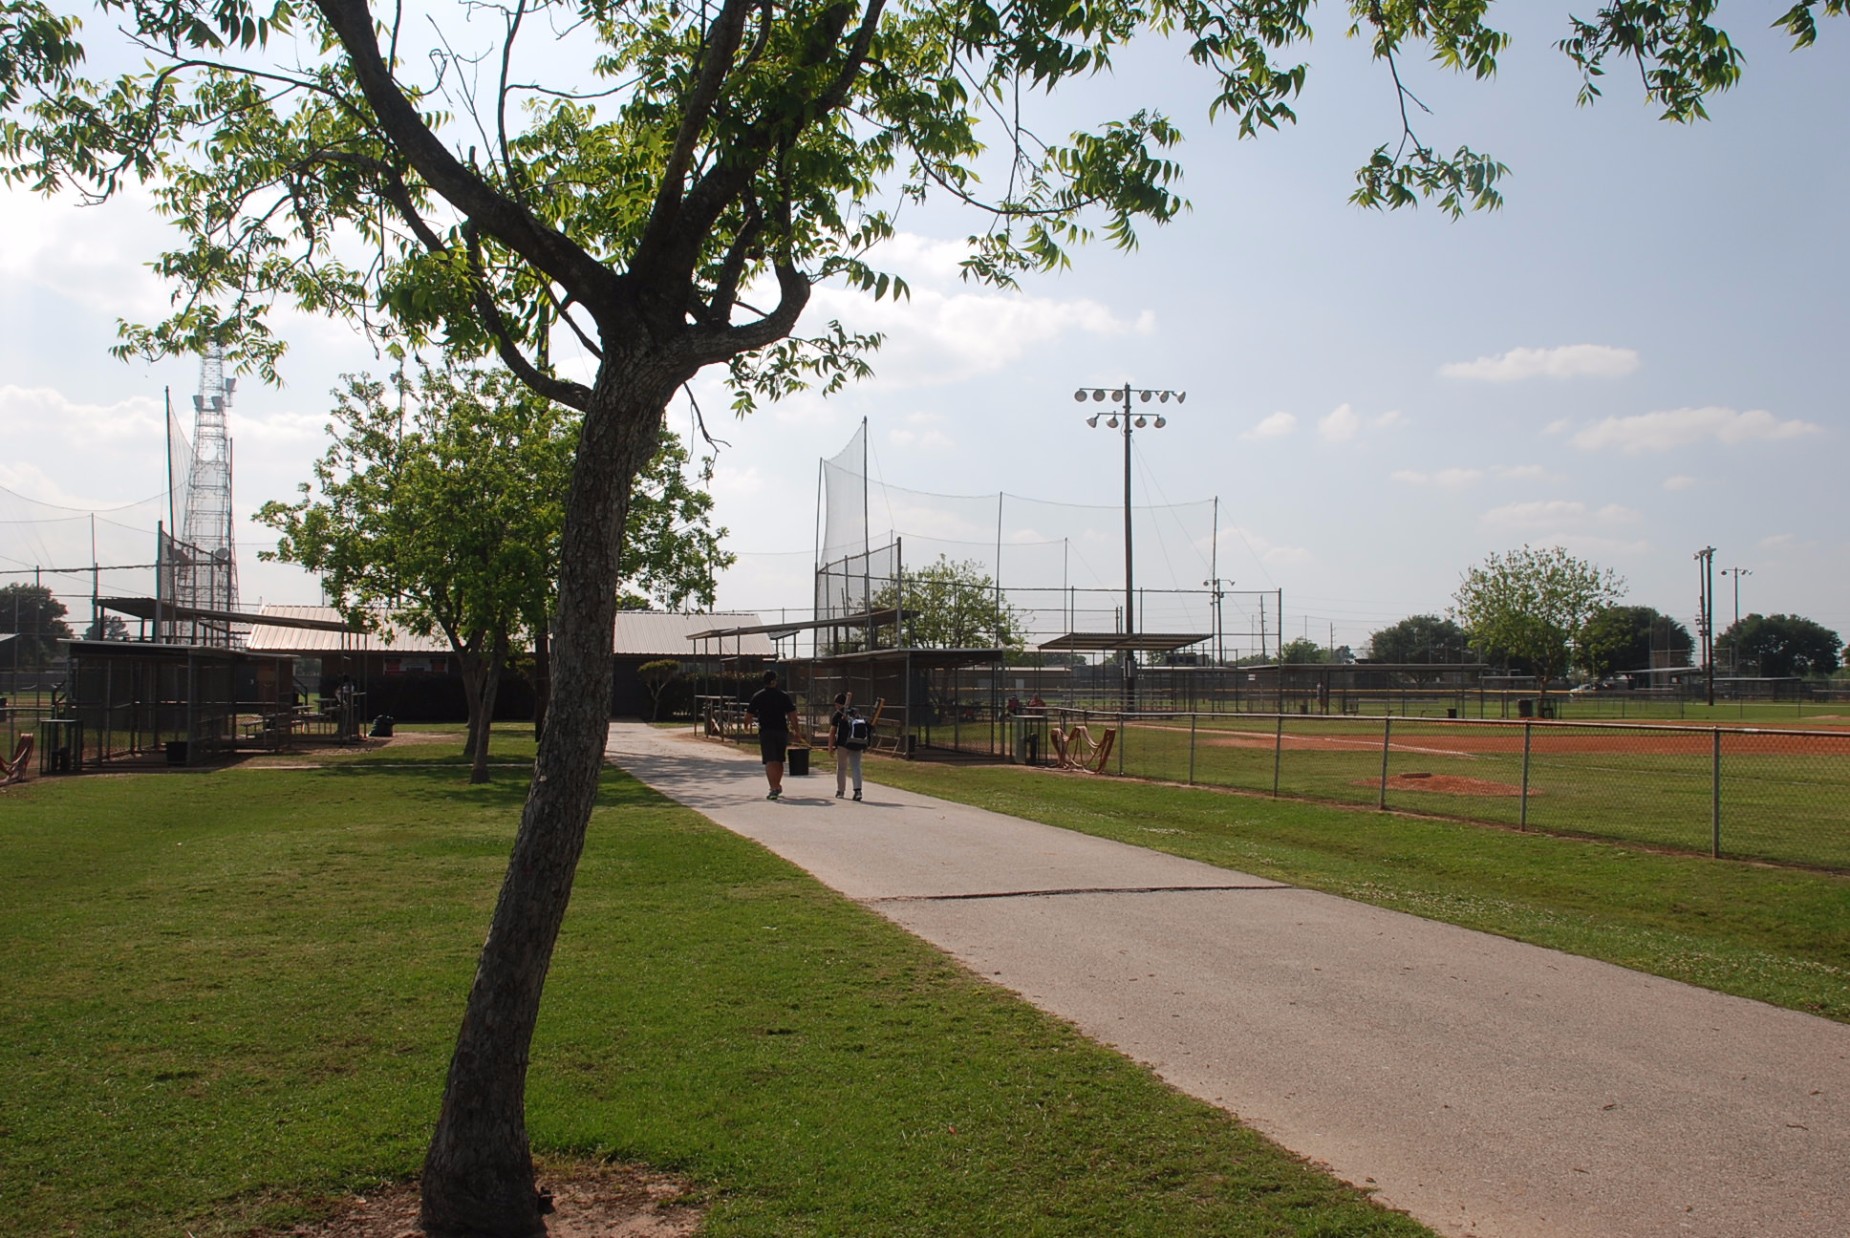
[1451,546,1625,697]
[1367,615,1471,664]
[1278,637,1327,664]
[1581,606,1692,677]
[873,557,1025,651]
[0,583,73,668]
[84,613,132,641]
[1718,614,1843,678]
[637,660,682,722]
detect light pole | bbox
[1076,383,1183,708]
[1203,578,1232,667]
[1694,546,1715,706]
[1720,566,1751,671]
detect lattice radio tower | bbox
[174,344,239,642]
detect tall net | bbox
[816,424,1222,648]
[0,484,170,640]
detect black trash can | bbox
[1516,698,1534,719]
[787,745,811,776]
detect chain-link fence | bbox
[1050,711,1850,872]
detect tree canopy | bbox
[0,582,73,668]
[1718,613,1842,678]
[5,1,1838,1232]
[1366,614,1471,664]
[1581,605,1693,677]
[1451,545,1625,693]
[873,555,1025,650]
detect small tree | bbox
[1278,637,1327,664]
[875,557,1025,651]
[0,583,73,670]
[638,659,681,722]
[1718,614,1843,679]
[84,613,132,641]
[1451,546,1625,698]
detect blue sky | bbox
[2,6,1843,657]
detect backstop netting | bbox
[817,422,1223,648]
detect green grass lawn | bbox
[1,726,1430,1238]
[865,756,1850,1023]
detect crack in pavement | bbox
[869,883,1288,904]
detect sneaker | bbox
[767,787,781,800]
[852,789,863,801]
[835,789,844,798]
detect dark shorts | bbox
[758,730,789,764]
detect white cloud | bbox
[1440,344,1640,382]
[1318,403,1361,443]
[887,412,955,453]
[804,275,1153,389]
[1373,409,1405,430]
[1758,533,1797,551]
[1570,406,1825,454]
[1482,499,1641,529]
[1662,474,1699,492]
[1243,411,1297,441]
[1393,467,1484,489]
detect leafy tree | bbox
[1366,615,1471,664]
[4,1,1834,1231]
[1451,546,1625,696]
[1278,636,1328,664]
[637,659,681,722]
[873,556,1025,650]
[1581,606,1692,677]
[1718,614,1842,678]
[0,582,73,668]
[84,612,132,641]
[259,366,575,784]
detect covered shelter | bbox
[55,638,298,771]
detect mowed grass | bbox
[1,726,1431,1238]
[863,757,1850,1023]
[1108,716,1850,870]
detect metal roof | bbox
[616,610,773,657]
[245,605,453,654]
[1039,632,1211,654]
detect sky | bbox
[2,5,1844,659]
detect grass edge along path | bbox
[0,730,1432,1238]
[863,758,1850,1024]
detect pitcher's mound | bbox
[1371,772,1529,797]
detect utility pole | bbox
[1694,547,1716,706]
[1075,382,1183,711]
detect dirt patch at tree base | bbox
[265,1164,704,1238]
[1366,772,1530,798]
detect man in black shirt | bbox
[746,669,800,800]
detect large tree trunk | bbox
[458,643,491,784]
[419,366,666,1238]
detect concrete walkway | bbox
[605,723,1849,1238]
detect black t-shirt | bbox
[748,686,796,733]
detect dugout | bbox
[57,638,296,770]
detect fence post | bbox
[1272,714,1284,797]
[1379,716,1392,810]
[1188,713,1198,785]
[1712,727,1722,858]
[1519,721,1532,831]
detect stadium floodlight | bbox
[1073,389,1088,402]
[1071,380,1186,711]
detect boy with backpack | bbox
[828,692,871,801]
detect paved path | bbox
[606,723,1850,1238]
